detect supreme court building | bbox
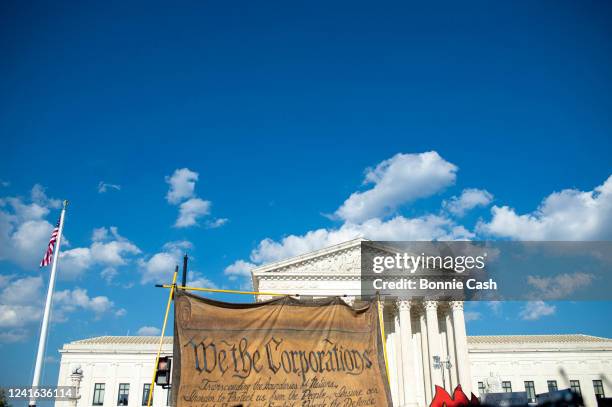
[57,239,612,407]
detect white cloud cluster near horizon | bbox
[225,151,476,274]
[0,184,141,279]
[0,274,123,343]
[519,301,557,320]
[526,272,594,301]
[165,168,226,228]
[53,287,125,321]
[137,326,161,336]
[3,151,612,340]
[222,151,612,321]
[478,175,612,240]
[225,158,612,275]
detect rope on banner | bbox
[156,284,301,297]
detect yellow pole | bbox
[147,267,178,407]
[377,296,390,386]
[159,284,296,297]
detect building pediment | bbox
[251,238,366,292]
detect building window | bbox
[92,383,105,406]
[547,380,558,392]
[166,389,171,406]
[502,381,512,393]
[570,380,581,396]
[525,381,536,403]
[142,384,152,406]
[117,384,129,406]
[478,382,486,396]
[593,380,605,399]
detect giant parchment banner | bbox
[172,291,392,407]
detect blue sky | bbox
[1,0,612,390]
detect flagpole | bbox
[29,200,68,407]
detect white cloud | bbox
[6,220,55,269]
[60,248,94,278]
[526,272,594,300]
[54,288,117,320]
[137,326,161,336]
[0,329,27,343]
[224,260,256,281]
[187,271,217,289]
[335,152,457,223]
[92,227,109,241]
[478,175,612,240]
[0,275,43,306]
[138,241,212,288]
[100,267,118,284]
[90,230,141,264]
[207,218,229,229]
[0,186,60,270]
[0,274,120,342]
[97,182,121,193]
[59,227,141,279]
[0,304,43,328]
[166,168,199,204]
[5,198,49,222]
[139,241,192,284]
[249,215,472,264]
[487,301,502,315]
[519,301,556,320]
[464,311,481,321]
[0,180,9,187]
[164,168,225,228]
[175,198,211,228]
[221,152,471,288]
[443,188,493,217]
[30,184,61,209]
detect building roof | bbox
[468,334,612,344]
[68,336,173,345]
[66,333,611,347]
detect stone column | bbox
[393,307,405,407]
[397,299,418,406]
[419,309,432,404]
[424,301,443,390]
[444,307,458,390]
[450,301,472,396]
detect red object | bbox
[430,384,480,407]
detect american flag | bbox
[40,216,61,268]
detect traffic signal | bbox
[155,357,172,388]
